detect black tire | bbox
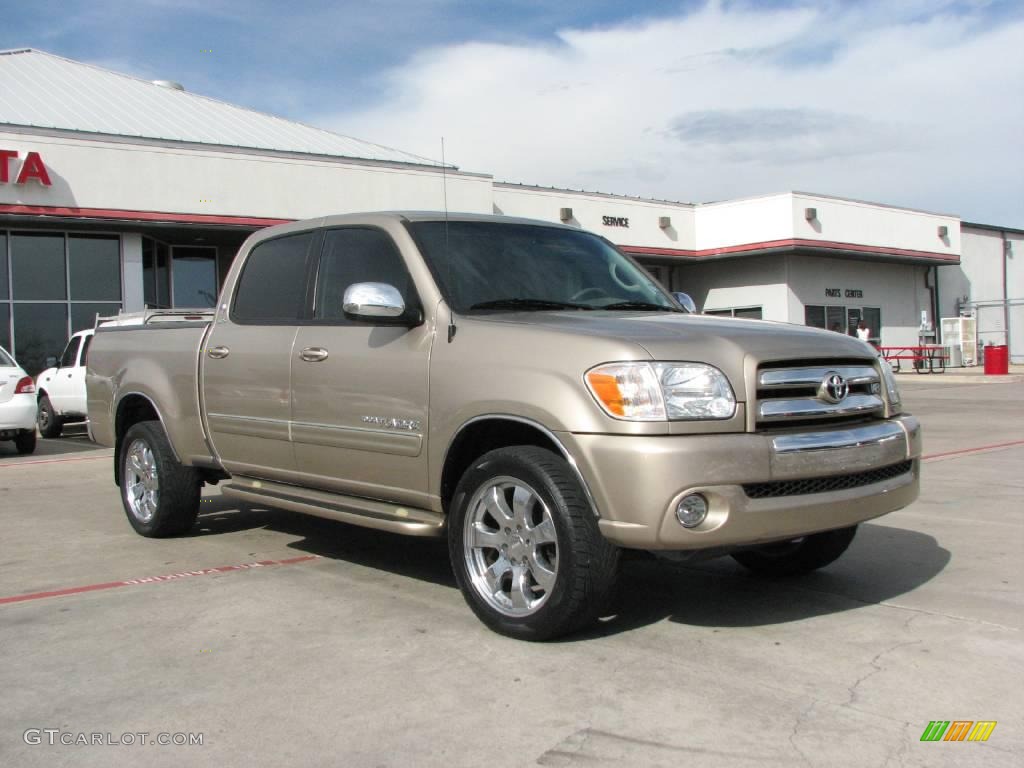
[14,430,37,455]
[448,446,619,641]
[37,395,63,438]
[119,420,201,537]
[731,525,858,576]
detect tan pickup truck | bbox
[88,212,921,640]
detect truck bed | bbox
[86,314,215,467]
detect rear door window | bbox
[232,232,315,323]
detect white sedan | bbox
[0,345,37,455]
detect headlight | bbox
[585,362,736,421]
[879,358,902,415]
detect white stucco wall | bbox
[493,184,697,251]
[673,256,790,320]
[785,254,929,346]
[0,131,494,219]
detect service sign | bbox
[0,149,52,186]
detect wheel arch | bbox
[113,393,178,485]
[441,415,601,518]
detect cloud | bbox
[322,0,1024,226]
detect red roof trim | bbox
[0,203,292,227]
[622,237,959,262]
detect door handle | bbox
[207,346,230,359]
[300,347,329,362]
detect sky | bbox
[5,0,1024,226]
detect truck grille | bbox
[743,460,913,499]
[755,359,884,429]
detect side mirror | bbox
[672,292,699,314]
[46,356,59,369]
[343,282,406,320]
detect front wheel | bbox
[120,421,201,537]
[37,395,63,438]
[731,525,858,576]
[448,446,619,641]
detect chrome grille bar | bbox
[758,365,878,389]
[758,394,884,422]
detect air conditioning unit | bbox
[941,315,977,367]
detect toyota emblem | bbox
[819,372,849,404]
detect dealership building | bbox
[2,48,1020,373]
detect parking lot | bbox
[1,376,1021,767]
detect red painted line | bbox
[922,439,1024,462]
[0,555,321,606]
[0,454,110,468]
[0,203,291,228]
[621,238,959,263]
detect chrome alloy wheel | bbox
[124,438,160,523]
[463,477,559,617]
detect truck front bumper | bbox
[561,415,921,550]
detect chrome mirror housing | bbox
[672,292,699,314]
[343,282,406,318]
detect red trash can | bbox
[984,344,1009,375]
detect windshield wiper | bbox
[601,301,679,312]
[469,298,594,311]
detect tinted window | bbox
[72,302,121,333]
[143,239,172,308]
[409,221,674,313]
[0,303,8,352]
[69,235,121,300]
[232,233,313,322]
[314,229,415,321]
[173,246,218,308]
[12,232,66,300]
[0,233,7,299]
[733,306,763,320]
[13,303,67,376]
[60,336,81,368]
[804,305,826,329]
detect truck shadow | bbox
[574,523,951,640]
[191,500,950,636]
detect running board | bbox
[221,477,445,538]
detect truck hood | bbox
[470,311,878,395]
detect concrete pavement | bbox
[0,379,1020,767]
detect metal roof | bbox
[0,48,441,167]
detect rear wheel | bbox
[120,420,201,537]
[731,525,858,576]
[448,446,619,641]
[14,430,37,455]
[37,395,63,438]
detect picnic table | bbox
[878,345,948,374]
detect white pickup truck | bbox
[35,329,94,438]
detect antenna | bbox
[442,137,456,342]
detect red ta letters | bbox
[0,150,53,186]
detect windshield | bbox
[408,221,678,313]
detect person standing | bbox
[856,320,871,343]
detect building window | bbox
[2,230,123,374]
[706,306,763,319]
[142,238,172,309]
[806,304,881,342]
[172,246,218,308]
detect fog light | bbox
[676,494,708,528]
